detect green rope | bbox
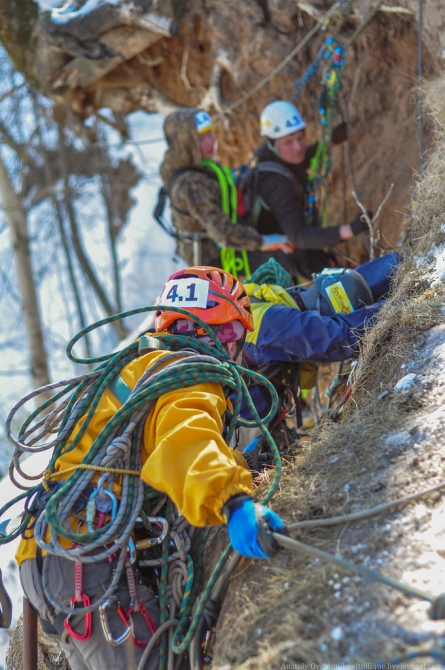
[248,257,292,289]
[201,160,237,223]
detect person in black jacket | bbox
[246,100,368,279]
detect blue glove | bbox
[222,494,287,559]
[261,234,295,254]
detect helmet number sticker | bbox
[285,114,303,129]
[159,278,209,309]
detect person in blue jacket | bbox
[242,253,398,368]
[236,253,397,434]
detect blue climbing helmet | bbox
[299,268,373,315]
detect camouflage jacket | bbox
[160,109,263,267]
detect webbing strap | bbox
[219,248,251,280]
[200,160,237,222]
[108,375,132,405]
[200,160,251,279]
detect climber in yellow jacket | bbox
[17,265,286,670]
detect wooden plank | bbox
[53,26,162,90]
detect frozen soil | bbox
[211,315,445,670]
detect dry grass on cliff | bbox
[212,79,445,670]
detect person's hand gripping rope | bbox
[222,494,288,559]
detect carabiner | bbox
[63,593,92,641]
[135,516,169,550]
[87,489,118,532]
[99,599,133,646]
[128,538,137,564]
[119,601,157,648]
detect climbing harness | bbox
[2,303,281,670]
[153,161,251,278]
[153,167,211,266]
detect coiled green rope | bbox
[248,257,292,289]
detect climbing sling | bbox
[305,39,347,228]
[200,158,251,279]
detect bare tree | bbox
[0,50,143,398]
[30,92,93,360]
[57,125,127,339]
[0,152,50,390]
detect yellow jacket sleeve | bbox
[141,381,253,526]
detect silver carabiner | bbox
[99,599,133,646]
[136,516,169,550]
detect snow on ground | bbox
[50,0,122,24]
[314,319,445,662]
[35,0,61,8]
[432,244,445,285]
[416,239,445,287]
[44,0,172,37]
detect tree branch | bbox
[58,125,126,339]
[352,183,394,260]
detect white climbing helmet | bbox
[259,101,306,139]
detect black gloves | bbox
[350,211,372,236]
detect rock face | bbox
[209,77,445,667]
[0,0,441,253]
[5,615,70,670]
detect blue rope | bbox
[290,38,345,101]
[291,47,325,100]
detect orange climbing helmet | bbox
[155,266,254,334]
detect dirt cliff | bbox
[0,0,441,258]
[209,76,445,668]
